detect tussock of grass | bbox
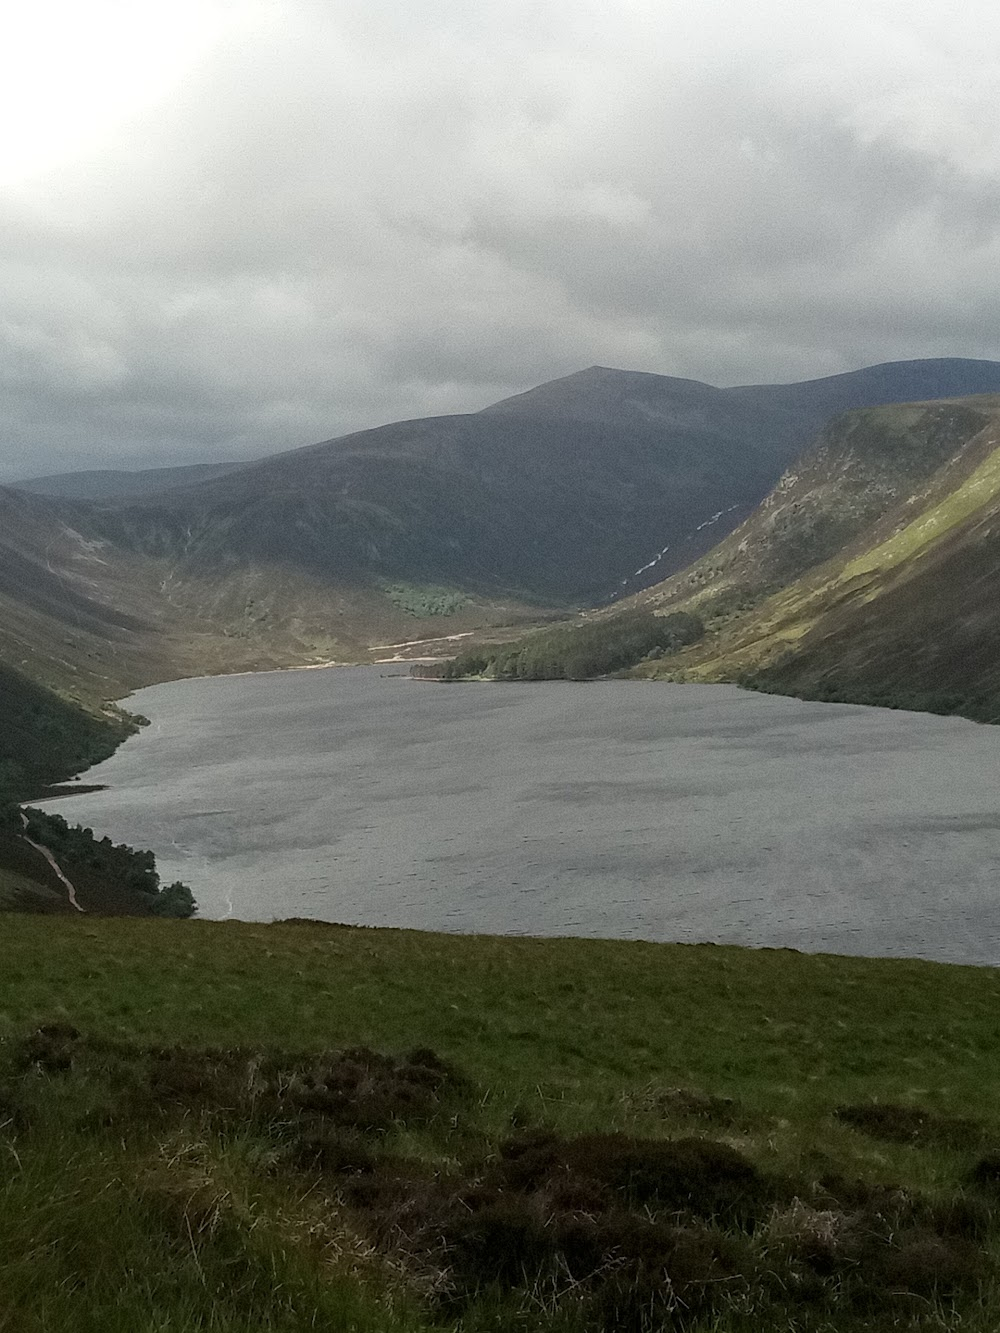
[834,1102,987,1150]
[3,918,1000,1330]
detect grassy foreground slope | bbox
[4,917,1000,1331]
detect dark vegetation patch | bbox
[3,1024,997,1331]
[970,1153,1000,1190]
[0,663,194,916]
[485,1129,769,1226]
[742,671,1000,727]
[0,661,135,803]
[380,581,470,617]
[9,1027,462,1133]
[308,1125,998,1326]
[414,609,704,681]
[624,1084,745,1127]
[835,1101,986,1150]
[2,805,195,917]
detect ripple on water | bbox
[37,669,1000,965]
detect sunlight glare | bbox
[0,1,234,185]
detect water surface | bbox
[45,667,1000,963]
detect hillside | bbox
[629,396,1000,720]
[0,486,176,704]
[89,405,772,604]
[447,393,1000,714]
[6,360,1000,702]
[85,358,1000,609]
[631,399,994,623]
[0,482,539,706]
[4,915,1000,1331]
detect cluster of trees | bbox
[427,610,704,682]
[741,673,1000,726]
[11,807,196,918]
[0,663,196,917]
[381,581,470,617]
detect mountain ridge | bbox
[82,357,1000,609]
[11,461,244,502]
[8,359,1000,710]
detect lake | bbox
[41,667,1000,964]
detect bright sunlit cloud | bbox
[0,2,247,185]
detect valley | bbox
[9,358,1000,709]
[6,358,1000,919]
[8,2,1000,1323]
[5,356,1000,1332]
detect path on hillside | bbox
[370,630,476,653]
[19,812,85,913]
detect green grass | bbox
[0,865,63,911]
[3,918,1000,1330]
[2,919,997,1102]
[841,441,1000,583]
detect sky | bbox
[3,0,1000,480]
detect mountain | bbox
[628,395,1000,721]
[87,358,1000,608]
[7,359,1000,706]
[11,462,244,501]
[484,358,1000,429]
[629,398,993,621]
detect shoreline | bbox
[114,656,354,704]
[113,629,483,704]
[27,782,109,804]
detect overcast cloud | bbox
[3,0,1000,478]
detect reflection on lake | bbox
[42,667,1000,964]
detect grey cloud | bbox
[3,0,1000,480]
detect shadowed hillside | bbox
[445,394,1000,722]
[92,358,1000,606]
[629,396,1000,721]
